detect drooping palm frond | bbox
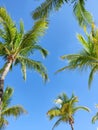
[52,118,63,130]
[32,0,93,27]
[73,106,90,113]
[73,0,93,27]
[47,107,61,120]
[0,117,8,130]
[32,0,68,20]
[2,105,27,118]
[92,112,98,124]
[16,56,48,82]
[88,65,98,88]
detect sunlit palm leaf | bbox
[17,56,48,82]
[20,18,48,49]
[92,112,98,124]
[73,106,90,113]
[32,0,68,20]
[2,105,27,118]
[0,7,17,43]
[73,0,93,27]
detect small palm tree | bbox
[57,24,98,88]
[0,7,48,100]
[0,87,27,129]
[47,93,90,130]
[32,0,93,27]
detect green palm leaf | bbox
[0,7,17,43]
[92,112,98,124]
[52,118,63,130]
[32,0,92,27]
[0,117,8,130]
[17,56,48,82]
[32,0,68,20]
[20,18,48,49]
[88,65,98,88]
[2,105,27,118]
[73,0,93,27]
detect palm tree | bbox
[0,87,27,129]
[56,23,98,88]
[47,93,90,130]
[0,7,48,100]
[32,0,93,27]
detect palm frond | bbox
[88,65,98,88]
[2,87,13,110]
[20,44,48,58]
[92,112,98,124]
[32,0,68,20]
[77,34,89,52]
[73,0,93,27]
[20,18,48,49]
[0,7,17,43]
[19,20,24,35]
[21,61,26,80]
[73,106,90,113]
[52,118,62,130]
[32,45,48,58]
[2,105,27,118]
[0,117,8,130]
[17,56,48,82]
[47,107,61,120]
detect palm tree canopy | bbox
[0,87,27,129]
[32,0,93,27]
[47,93,90,130]
[57,24,98,88]
[0,7,48,82]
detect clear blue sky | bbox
[0,0,98,130]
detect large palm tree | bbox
[0,7,48,100]
[0,87,27,129]
[32,0,93,27]
[47,93,90,130]
[57,24,98,88]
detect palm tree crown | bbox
[32,0,93,27]
[0,87,27,129]
[0,7,48,82]
[57,24,98,88]
[47,93,90,130]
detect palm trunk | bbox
[69,117,74,130]
[70,123,74,130]
[0,60,12,113]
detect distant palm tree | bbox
[47,93,90,130]
[0,7,48,100]
[0,87,27,129]
[32,0,93,27]
[57,24,98,88]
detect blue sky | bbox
[0,0,98,130]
